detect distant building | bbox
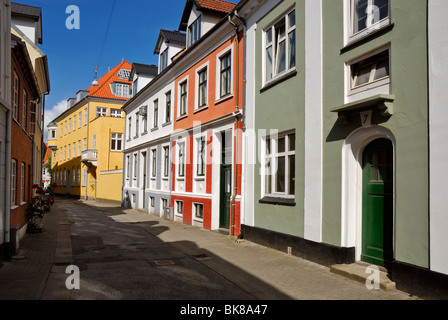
[42,143,51,187]
[48,60,132,203]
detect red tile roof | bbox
[86,60,132,100]
[197,0,236,14]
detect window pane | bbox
[289,10,295,28]
[266,138,271,155]
[289,30,296,69]
[266,46,273,81]
[266,28,272,44]
[276,156,285,193]
[354,64,372,86]
[374,57,389,80]
[289,134,295,151]
[265,158,271,194]
[276,40,286,74]
[374,0,389,21]
[354,0,368,33]
[278,137,285,153]
[289,155,295,195]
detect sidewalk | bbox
[0,197,419,300]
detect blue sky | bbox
[14,0,237,140]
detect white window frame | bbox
[151,148,157,179]
[84,109,88,125]
[263,8,296,85]
[79,112,82,128]
[346,0,391,44]
[13,72,19,121]
[78,140,81,156]
[262,130,296,199]
[82,168,87,187]
[178,76,188,118]
[165,91,171,123]
[73,142,76,157]
[77,168,81,187]
[96,107,107,118]
[11,159,17,206]
[30,101,36,134]
[20,163,25,204]
[133,153,138,180]
[187,15,201,47]
[111,109,122,118]
[175,200,183,216]
[346,46,391,98]
[110,133,123,151]
[153,99,159,128]
[22,90,27,131]
[177,141,185,179]
[92,134,96,150]
[216,45,233,100]
[195,135,206,178]
[163,145,170,179]
[83,138,87,151]
[195,62,209,110]
[73,115,77,131]
[193,202,204,221]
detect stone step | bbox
[330,262,396,291]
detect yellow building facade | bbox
[48,60,132,203]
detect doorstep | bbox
[330,261,396,291]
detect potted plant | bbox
[26,183,56,233]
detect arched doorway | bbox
[361,138,393,268]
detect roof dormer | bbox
[179,0,236,48]
[153,30,186,73]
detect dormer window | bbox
[160,49,168,72]
[187,16,201,47]
[117,69,131,80]
[111,82,131,98]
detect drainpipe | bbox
[4,109,11,256]
[227,14,244,237]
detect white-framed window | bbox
[68,144,71,159]
[128,117,132,139]
[219,51,232,98]
[78,140,81,155]
[193,203,203,220]
[126,155,130,179]
[72,168,76,186]
[13,72,19,121]
[64,145,67,160]
[160,48,168,72]
[83,138,87,151]
[11,159,17,206]
[69,118,72,133]
[135,115,139,137]
[163,146,170,178]
[84,109,88,125]
[82,168,87,187]
[111,109,122,118]
[60,124,63,137]
[349,0,390,42]
[133,154,138,179]
[77,168,81,186]
[79,112,82,128]
[30,101,36,134]
[151,148,157,178]
[264,8,296,83]
[348,48,390,96]
[187,15,201,47]
[150,197,155,208]
[176,200,183,215]
[92,134,96,149]
[22,90,27,131]
[178,142,185,178]
[162,198,168,209]
[73,115,77,131]
[96,107,107,118]
[153,99,159,128]
[196,136,206,177]
[179,80,188,117]
[73,142,76,157]
[65,121,67,135]
[112,82,131,98]
[165,91,171,123]
[20,163,25,203]
[111,133,123,151]
[142,108,148,133]
[263,131,296,198]
[196,65,208,109]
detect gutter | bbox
[4,109,11,257]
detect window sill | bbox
[194,176,205,181]
[260,69,297,93]
[10,205,19,210]
[176,114,188,121]
[193,106,208,114]
[341,23,394,54]
[259,197,296,206]
[162,121,171,127]
[151,127,158,132]
[215,94,233,105]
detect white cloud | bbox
[43,99,67,142]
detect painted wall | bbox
[322,0,429,267]
[252,0,306,238]
[428,0,448,275]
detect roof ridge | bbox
[87,60,130,96]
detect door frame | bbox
[341,126,396,263]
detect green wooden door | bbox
[361,139,393,267]
[220,165,231,229]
